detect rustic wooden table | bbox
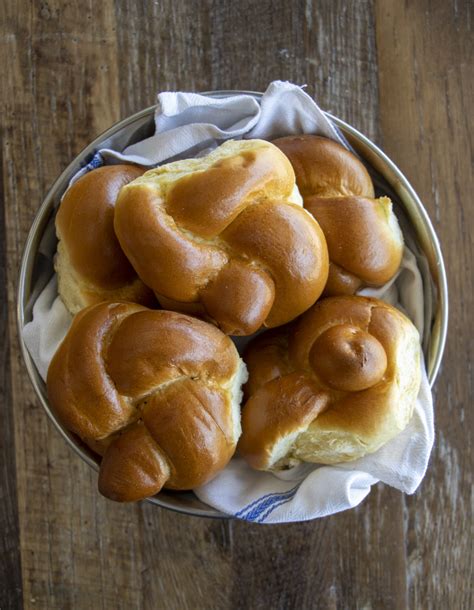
[1,1,472,608]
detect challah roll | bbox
[55,165,155,313]
[273,135,403,296]
[46,302,247,501]
[114,139,329,335]
[239,296,421,470]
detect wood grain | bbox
[0,137,23,610]
[0,0,471,608]
[375,1,473,608]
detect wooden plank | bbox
[0,140,23,608]
[114,0,215,114]
[375,1,473,608]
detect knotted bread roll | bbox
[55,165,155,313]
[114,139,329,335]
[47,302,247,501]
[239,296,421,469]
[273,135,403,296]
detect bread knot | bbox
[47,302,246,501]
[273,135,404,295]
[239,296,421,469]
[114,139,329,335]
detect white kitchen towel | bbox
[70,81,350,183]
[22,81,435,523]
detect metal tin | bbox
[17,90,448,519]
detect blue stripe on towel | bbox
[235,483,301,522]
[255,489,299,523]
[84,152,104,172]
[234,489,291,518]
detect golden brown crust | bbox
[238,296,421,469]
[309,324,387,391]
[98,422,170,502]
[239,373,329,470]
[306,195,403,286]
[114,140,329,335]
[200,260,275,335]
[47,302,245,501]
[141,380,233,489]
[323,262,363,296]
[273,135,375,198]
[273,135,403,294]
[46,302,143,440]
[55,165,155,313]
[243,328,292,398]
[221,199,329,328]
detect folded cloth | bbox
[22,81,435,523]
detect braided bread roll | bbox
[55,165,155,313]
[114,139,329,335]
[239,296,421,469]
[273,135,404,296]
[47,302,247,501]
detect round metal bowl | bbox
[17,90,448,518]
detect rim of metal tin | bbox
[17,89,448,519]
